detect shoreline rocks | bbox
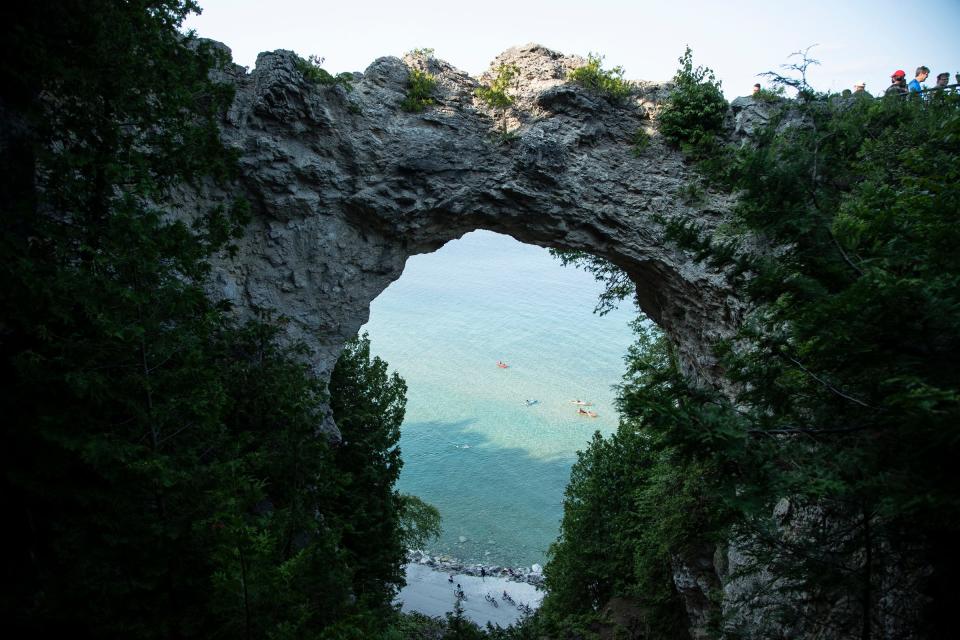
[407,549,545,587]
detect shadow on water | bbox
[398,416,591,567]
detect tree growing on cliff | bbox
[658,47,728,163]
[475,63,520,136]
[538,323,719,639]
[568,53,632,103]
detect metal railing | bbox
[887,83,960,98]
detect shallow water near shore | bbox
[395,563,544,628]
[362,230,636,567]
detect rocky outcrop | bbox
[204,43,741,392]
[198,42,747,637]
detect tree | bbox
[658,79,960,637]
[443,597,486,640]
[329,333,409,610]
[657,47,728,159]
[1,1,246,634]
[397,493,442,550]
[0,3,429,636]
[539,323,717,638]
[550,50,960,636]
[475,64,520,136]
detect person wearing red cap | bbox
[885,70,908,96]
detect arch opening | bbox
[361,229,642,568]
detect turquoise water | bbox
[361,230,637,567]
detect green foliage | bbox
[678,181,706,205]
[0,2,431,636]
[443,598,487,640]
[568,53,632,103]
[663,87,960,635]
[401,68,437,113]
[548,70,960,638]
[549,250,634,315]
[490,130,521,145]
[330,333,409,609]
[196,321,356,637]
[1,5,246,633]
[759,44,820,99]
[658,47,728,160]
[475,63,519,110]
[538,323,723,638]
[385,611,448,639]
[726,94,958,636]
[407,47,436,58]
[397,494,442,550]
[295,54,355,89]
[475,64,520,136]
[631,127,651,156]
[753,86,785,102]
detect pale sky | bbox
[185,0,960,98]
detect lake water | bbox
[361,230,637,567]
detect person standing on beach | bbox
[480,567,486,580]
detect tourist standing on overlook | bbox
[886,69,909,95]
[935,72,951,91]
[908,66,930,92]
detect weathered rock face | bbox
[201,42,743,636]
[207,43,741,390]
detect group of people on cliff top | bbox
[882,66,955,96]
[750,65,956,98]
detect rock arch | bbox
[192,42,761,636]
[208,43,741,394]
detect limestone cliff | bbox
[204,43,742,389]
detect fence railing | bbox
[889,83,960,98]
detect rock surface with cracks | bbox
[205,42,741,403]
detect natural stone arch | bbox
[186,42,766,636]
[207,43,743,397]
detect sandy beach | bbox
[395,563,544,628]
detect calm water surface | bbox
[361,230,637,567]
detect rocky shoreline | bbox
[407,549,545,587]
